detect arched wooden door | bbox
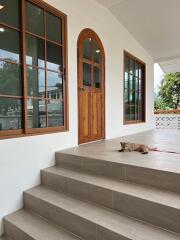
[77,29,105,144]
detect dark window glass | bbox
[129,59,134,75]
[46,12,62,43]
[94,67,101,88]
[47,42,62,71]
[26,1,44,37]
[27,67,45,97]
[47,71,63,99]
[27,99,46,128]
[0,27,21,63]
[26,34,45,68]
[124,53,145,123]
[0,98,22,130]
[0,61,22,96]
[135,62,139,77]
[83,38,92,60]
[93,41,101,64]
[125,105,130,121]
[83,63,91,87]
[0,0,20,28]
[48,99,63,127]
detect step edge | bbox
[24,186,180,238]
[41,167,180,210]
[4,209,84,240]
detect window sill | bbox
[0,127,69,140]
[123,120,146,125]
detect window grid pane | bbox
[0,0,67,135]
[124,53,145,123]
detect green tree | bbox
[156,72,180,110]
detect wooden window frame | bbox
[123,50,146,125]
[0,0,68,139]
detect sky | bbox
[154,63,164,93]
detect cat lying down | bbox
[119,142,157,154]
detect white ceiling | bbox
[159,59,180,73]
[96,0,180,72]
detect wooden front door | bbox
[78,29,105,144]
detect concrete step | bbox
[41,166,180,234]
[4,209,83,240]
[56,152,180,193]
[24,185,180,240]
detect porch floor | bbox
[61,130,180,173]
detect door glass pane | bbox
[0,27,21,63]
[27,67,45,97]
[26,1,44,37]
[94,67,101,88]
[48,99,64,127]
[0,61,22,96]
[0,0,20,28]
[0,98,22,130]
[83,38,92,60]
[47,42,62,71]
[47,71,63,99]
[26,34,45,68]
[83,63,91,87]
[47,12,62,43]
[27,99,46,128]
[93,41,101,64]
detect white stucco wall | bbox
[0,0,154,235]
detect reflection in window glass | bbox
[93,41,101,64]
[0,0,20,28]
[47,71,63,99]
[47,42,62,71]
[0,61,22,96]
[48,99,64,127]
[26,1,44,37]
[129,59,134,74]
[0,27,21,63]
[125,105,130,121]
[27,67,45,97]
[0,98,22,130]
[27,99,46,128]
[94,67,101,88]
[26,34,45,68]
[83,63,91,87]
[0,62,22,96]
[47,12,62,43]
[83,38,92,60]
[135,62,139,77]
[139,64,142,78]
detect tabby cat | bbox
[119,142,154,154]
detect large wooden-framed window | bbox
[0,0,68,138]
[124,51,146,124]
